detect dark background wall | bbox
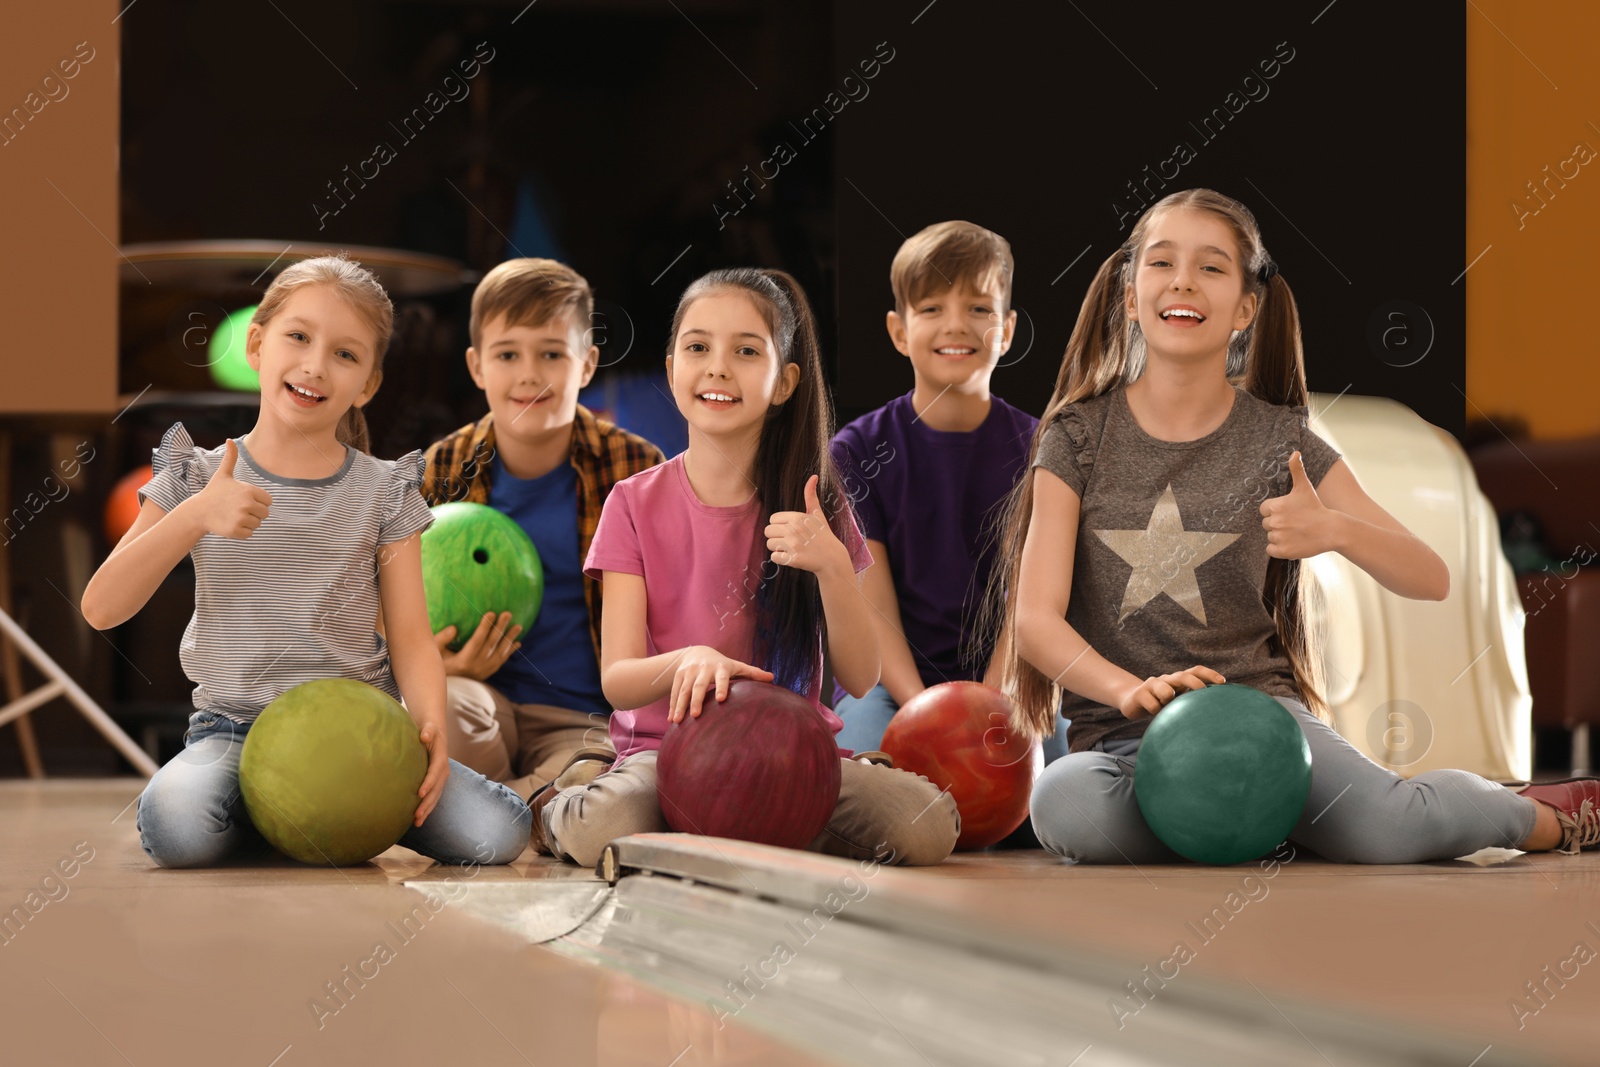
[833,2,1466,433]
[118,0,1467,438]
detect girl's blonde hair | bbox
[251,254,395,453]
[983,188,1326,736]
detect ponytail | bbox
[338,406,372,455]
[1055,246,1136,410]
[1241,273,1307,408]
[978,246,1138,737]
[752,269,843,696]
[1240,269,1326,721]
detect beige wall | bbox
[0,6,118,415]
[1467,0,1600,440]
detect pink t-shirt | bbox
[584,454,872,760]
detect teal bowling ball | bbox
[1133,684,1312,865]
[420,502,543,651]
[239,679,427,865]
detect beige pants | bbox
[542,750,961,868]
[445,676,613,803]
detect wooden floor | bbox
[4,779,1597,1066]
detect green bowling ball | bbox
[420,502,543,651]
[208,305,260,391]
[239,679,427,865]
[1133,683,1312,865]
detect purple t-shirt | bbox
[583,454,872,760]
[831,393,1038,691]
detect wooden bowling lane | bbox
[440,835,1562,1067]
[910,845,1600,1065]
[10,779,1597,1065]
[1,780,831,1067]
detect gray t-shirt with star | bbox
[1033,384,1341,753]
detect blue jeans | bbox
[136,711,531,868]
[835,683,1072,765]
[1029,697,1540,864]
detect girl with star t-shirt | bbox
[984,188,1600,864]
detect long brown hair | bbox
[983,188,1327,736]
[667,268,850,695]
[251,254,394,453]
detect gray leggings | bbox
[1030,698,1540,864]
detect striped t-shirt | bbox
[138,423,434,723]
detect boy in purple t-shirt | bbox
[832,220,1064,755]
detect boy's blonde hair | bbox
[470,258,594,351]
[890,220,1014,315]
[251,254,393,454]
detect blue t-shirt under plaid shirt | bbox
[484,452,609,715]
[137,423,434,723]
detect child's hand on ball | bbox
[669,646,774,723]
[414,723,449,826]
[433,612,522,680]
[1118,666,1226,720]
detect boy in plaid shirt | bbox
[422,259,663,802]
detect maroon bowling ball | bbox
[656,679,842,849]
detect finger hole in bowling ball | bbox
[472,548,489,564]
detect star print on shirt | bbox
[1094,485,1240,624]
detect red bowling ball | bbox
[656,679,842,850]
[882,681,1041,850]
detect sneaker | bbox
[527,748,616,856]
[1516,778,1600,855]
[527,782,557,856]
[552,746,616,790]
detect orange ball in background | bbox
[104,465,153,546]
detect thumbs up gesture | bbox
[765,474,849,577]
[1259,451,1332,560]
[193,439,273,539]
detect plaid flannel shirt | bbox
[419,404,666,663]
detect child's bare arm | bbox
[82,441,271,630]
[377,532,450,825]
[818,559,880,700]
[597,572,774,721]
[857,539,925,705]
[82,499,198,630]
[1262,453,1449,601]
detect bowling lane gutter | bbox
[413,834,1544,1067]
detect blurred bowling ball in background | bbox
[104,465,154,546]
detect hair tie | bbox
[1257,259,1278,285]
